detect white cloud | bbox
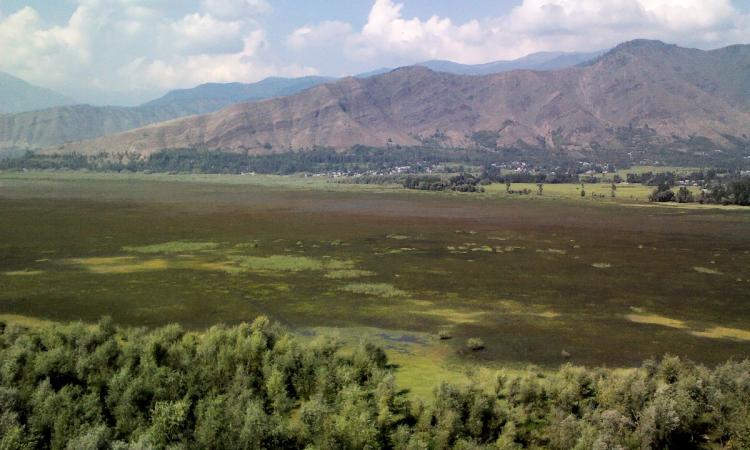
[288,0,750,67]
[169,13,245,55]
[122,32,317,91]
[0,0,303,105]
[0,6,90,85]
[286,21,353,50]
[200,0,271,19]
[355,0,485,60]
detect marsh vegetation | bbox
[0,171,749,400]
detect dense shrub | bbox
[703,178,750,205]
[403,173,485,192]
[675,186,694,203]
[649,183,675,202]
[466,338,485,351]
[1,318,749,449]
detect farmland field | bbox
[1,171,749,395]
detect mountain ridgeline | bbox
[0,76,333,151]
[53,40,750,165]
[0,72,75,114]
[359,50,603,77]
[0,51,599,153]
[139,76,335,114]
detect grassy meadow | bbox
[1,171,749,396]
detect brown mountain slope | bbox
[0,104,192,151]
[56,40,750,158]
[0,77,333,151]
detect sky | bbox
[1,0,749,106]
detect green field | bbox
[2,171,749,396]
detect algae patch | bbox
[625,313,688,329]
[693,266,722,275]
[4,270,45,276]
[625,310,750,342]
[416,308,487,324]
[690,326,750,342]
[231,255,355,273]
[123,241,219,254]
[340,283,407,298]
[324,269,376,279]
[68,257,170,274]
[232,255,323,272]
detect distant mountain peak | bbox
[605,39,687,57]
[581,39,695,68]
[357,50,604,78]
[617,38,671,48]
[391,65,434,75]
[0,72,76,114]
[143,75,334,108]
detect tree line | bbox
[649,179,750,205]
[0,148,641,180]
[0,147,511,176]
[1,318,749,449]
[403,174,485,192]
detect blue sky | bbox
[1,0,749,105]
[1,1,521,30]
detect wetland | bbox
[2,172,749,393]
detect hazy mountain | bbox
[56,40,750,162]
[0,76,334,150]
[0,72,75,114]
[0,104,200,152]
[357,51,602,77]
[141,76,334,112]
[417,51,603,75]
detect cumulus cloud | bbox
[0,0,308,105]
[501,0,742,53]
[287,21,353,50]
[121,32,316,91]
[169,13,245,55]
[288,0,750,66]
[0,6,90,85]
[201,0,272,19]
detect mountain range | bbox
[0,72,75,114]
[0,76,333,151]
[53,40,750,163]
[0,52,599,152]
[140,76,335,114]
[358,51,603,77]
